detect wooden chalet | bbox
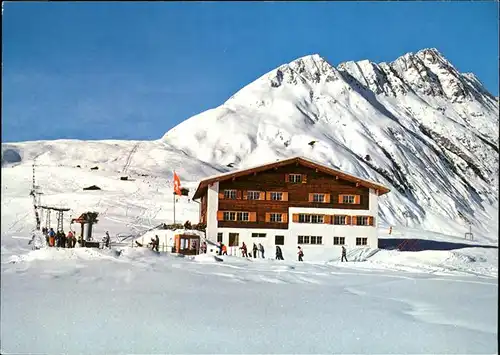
[192,156,390,260]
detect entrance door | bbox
[229,233,239,247]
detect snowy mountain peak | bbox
[161,47,498,238]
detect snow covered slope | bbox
[2,48,498,240]
[162,48,499,238]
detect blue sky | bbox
[2,2,498,142]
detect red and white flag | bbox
[173,171,182,196]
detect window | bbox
[217,233,223,243]
[270,192,283,201]
[229,233,239,247]
[298,214,311,223]
[298,235,310,244]
[270,213,283,222]
[223,211,236,221]
[275,235,284,245]
[247,191,260,200]
[333,236,345,245]
[356,216,370,226]
[342,195,356,204]
[236,212,249,221]
[334,215,348,225]
[298,235,322,245]
[311,215,324,224]
[310,236,323,245]
[224,190,237,199]
[313,193,325,202]
[298,214,324,223]
[289,174,302,183]
[252,233,266,238]
[356,237,368,246]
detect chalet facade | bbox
[192,156,390,260]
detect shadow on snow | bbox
[378,238,498,252]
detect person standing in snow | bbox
[154,235,160,252]
[103,231,111,249]
[240,242,248,257]
[252,243,258,258]
[258,243,265,258]
[67,230,74,248]
[60,230,67,248]
[55,230,62,247]
[48,228,56,247]
[341,246,348,262]
[221,244,227,255]
[275,246,284,260]
[297,246,304,262]
[201,241,207,254]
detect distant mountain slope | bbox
[162,48,499,238]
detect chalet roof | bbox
[192,156,390,200]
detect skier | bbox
[341,246,348,262]
[67,230,75,248]
[60,230,67,248]
[103,231,111,249]
[252,243,258,258]
[275,246,284,260]
[48,228,55,247]
[259,243,265,259]
[297,246,304,262]
[240,242,248,257]
[154,235,160,252]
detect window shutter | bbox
[338,194,344,203]
[324,215,331,224]
[243,191,248,200]
[301,174,307,183]
[352,216,358,225]
[346,216,351,225]
[219,192,224,200]
[325,194,331,203]
[292,214,299,223]
[282,192,289,201]
[308,193,314,202]
[266,192,271,200]
[285,174,289,182]
[236,191,242,199]
[249,212,257,222]
[217,211,224,221]
[259,192,266,200]
[265,213,271,222]
[354,195,361,204]
[282,213,288,223]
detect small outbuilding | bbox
[174,234,200,255]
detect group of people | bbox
[42,227,77,248]
[41,227,112,249]
[239,242,266,258]
[216,242,348,263]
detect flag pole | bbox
[173,191,176,225]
